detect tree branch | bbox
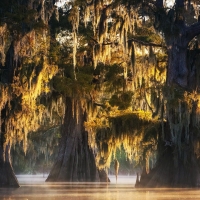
[175,0,184,8]
[87,34,119,46]
[87,35,166,48]
[128,38,166,48]
[186,22,200,43]
[87,34,98,44]
[94,102,104,107]
[156,0,163,8]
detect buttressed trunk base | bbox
[46,97,108,182]
[136,143,199,188]
[0,143,20,188]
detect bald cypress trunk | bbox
[0,144,20,188]
[136,37,200,188]
[136,4,200,187]
[0,106,19,188]
[136,135,199,187]
[46,97,106,182]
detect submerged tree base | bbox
[0,145,20,188]
[45,143,109,182]
[46,97,110,183]
[0,163,20,188]
[136,145,200,188]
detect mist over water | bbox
[0,175,200,200]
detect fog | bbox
[0,175,199,200]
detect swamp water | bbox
[0,175,199,200]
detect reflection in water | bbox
[0,175,199,200]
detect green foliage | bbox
[111,113,146,134]
[78,21,94,39]
[49,11,59,36]
[109,91,133,110]
[58,9,72,31]
[74,0,87,6]
[105,64,124,80]
[134,26,162,44]
[112,0,142,9]
[49,40,61,63]
[53,65,93,97]
[0,2,42,35]
[93,63,106,75]
[123,0,143,5]
[53,76,72,95]
[104,64,124,92]
[33,20,48,32]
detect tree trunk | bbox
[166,32,190,88]
[0,105,19,187]
[136,30,200,187]
[136,141,199,187]
[0,143,20,187]
[46,97,108,182]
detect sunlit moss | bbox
[0,28,61,155]
[0,0,171,176]
[85,104,159,170]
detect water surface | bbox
[0,175,199,200]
